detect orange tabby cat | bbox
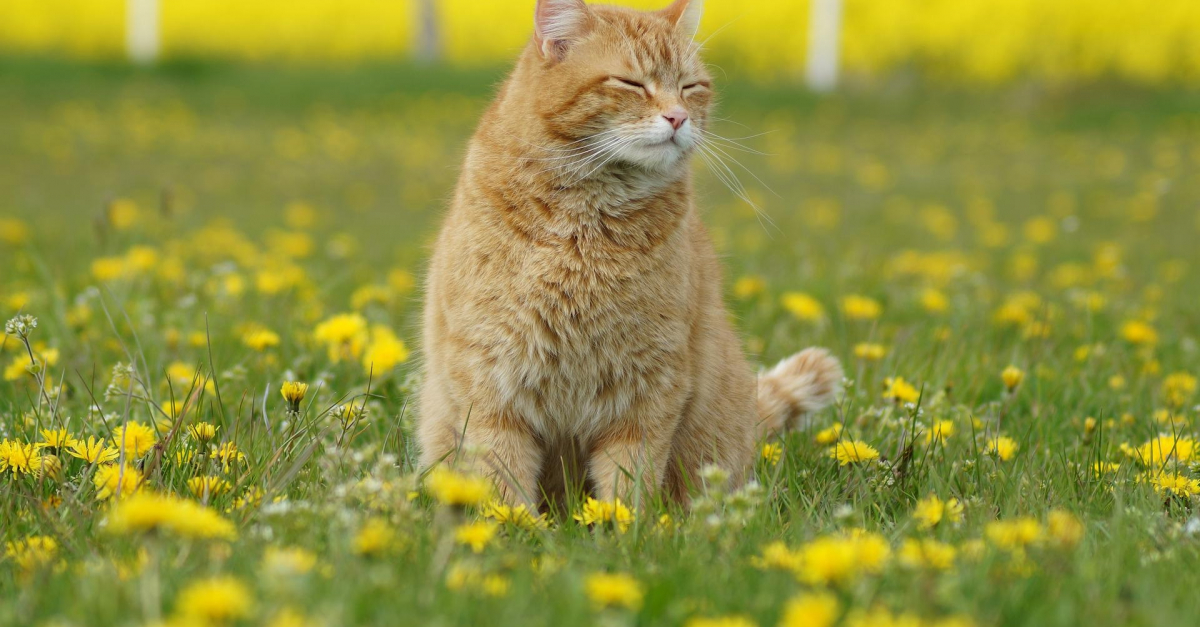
[418,0,843,507]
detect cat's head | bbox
[521,0,712,176]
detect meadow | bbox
[3,57,1200,626]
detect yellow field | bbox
[2,0,1199,82]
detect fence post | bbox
[805,0,842,92]
[126,0,160,64]
[415,0,441,62]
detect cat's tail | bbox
[755,347,844,440]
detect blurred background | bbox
[1,0,1198,357]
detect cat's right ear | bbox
[534,0,593,61]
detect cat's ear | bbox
[534,0,593,61]
[661,0,704,38]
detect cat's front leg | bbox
[588,413,678,503]
[463,412,544,508]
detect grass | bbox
[2,58,1200,626]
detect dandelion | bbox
[750,541,804,571]
[829,440,880,465]
[1146,472,1200,498]
[362,324,409,373]
[985,518,1043,550]
[1001,365,1025,392]
[899,538,957,570]
[0,440,39,475]
[104,492,236,540]
[780,591,839,627]
[1046,510,1084,548]
[925,420,955,445]
[241,326,281,351]
[175,576,255,624]
[814,423,843,445]
[584,572,643,611]
[483,501,549,530]
[1133,435,1194,466]
[262,546,318,576]
[187,422,219,443]
[36,428,77,450]
[841,294,882,320]
[853,343,887,361]
[797,530,890,586]
[1162,372,1198,408]
[188,475,233,499]
[882,377,920,403]
[913,494,963,530]
[454,521,499,553]
[986,436,1019,461]
[733,275,766,299]
[1120,320,1158,345]
[313,312,368,362]
[425,466,493,508]
[113,421,157,458]
[353,518,397,556]
[574,497,635,532]
[920,288,949,314]
[280,381,309,413]
[65,436,120,464]
[781,292,825,323]
[5,536,59,573]
[685,616,757,627]
[761,442,783,465]
[93,464,143,500]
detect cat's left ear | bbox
[534,0,594,61]
[661,0,704,38]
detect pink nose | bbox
[663,108,689,130]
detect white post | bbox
[126,0,160,64]
[415,0,441,62]
[805,0,842,92]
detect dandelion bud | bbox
[1001,365,1024,392]
[280,381,309,413]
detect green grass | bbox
[2,58,1200,627]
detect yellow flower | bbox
[113,421,157,458]
[313,312,369,363]
[882,377,920,403]
[107,198,140,230]
[483,501,549,530]
[187,422,219,443]
[93,464,143,500]
[750,541,803,571]
[0,440,39,475]
[454,521,499,553]
[829,440,879,466]
[36,428,78,450]
[797,530,890,586]
[353,518,398,556]
[573,497,635,532]
[1120,320,1158,345]
[925,420,955,445]
[0,218,30,245]
[920,288,949,314]
[761,442,783,465]
[241,327,281,351]
[841,294,882,320]
[985,518,1043,550]
[986,436,1019,461]
[188,475,233,499]
[853,343,887,361]
[1146,472,1200,497]
[913,494,962,530]
[1133,435,1194,467]
[362,324,409,374]
[66,436,120,464]
[814,423,843,445]
[1162,372,1198,408]
[175,576,254,624]
[262,546,319,576]
[425,466,493,508]
[898,538,957,570]
[780,591,839,627]
[1001,365,1024,391]
[280,381,309,413]
[584,572,643,611]
[781,292,825,323]
[351,284,392,310]
[1046,510,1084,548]
[5,536,59,573]
[733,275,766,299]
[104,491,236,540]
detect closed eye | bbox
[612,77,646,90]
[682,81,710,91]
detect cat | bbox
[417,0,843,508]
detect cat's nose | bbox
[662,108,689,131]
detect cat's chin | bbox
[617,141,690,173]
